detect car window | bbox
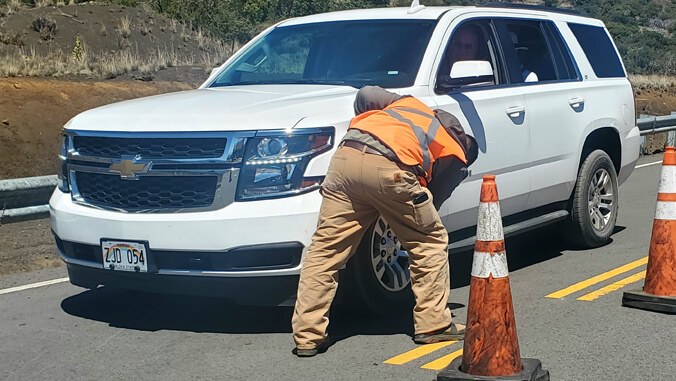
[568,22,626,78]
[542,22,579,81]
[210,20,437,89]
[435,19,506,93]
[502,20,558,83]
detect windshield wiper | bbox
[213,78,373,89]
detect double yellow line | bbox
[385,256,649,371]
[546,257,648,301]
[384,341,463,370]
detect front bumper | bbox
[50,188,323,304]
[65,262,300,306]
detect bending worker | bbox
[292,85,478,357]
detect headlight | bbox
[58,131,70,193]
[236,127,334,201]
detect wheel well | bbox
[579,128,621,173]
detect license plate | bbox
[101,240,148,272]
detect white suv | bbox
[50,3,639,313]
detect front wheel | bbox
[341,216,414,315]
[564,150,619,248]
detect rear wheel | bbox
[565,150,619,248]
[342,216,413,315]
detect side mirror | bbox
[451,60,493,79]
[437,60,494,92]
[210,67,220,78]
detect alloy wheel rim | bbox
[587,168,614,232]
[370,216,411,292]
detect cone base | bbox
[622,290,676,314]
[437,357,549,381]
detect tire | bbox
[341,216,414,316]
[564,150,619,248]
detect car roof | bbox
[277,5,600,27]
[278,7,457,26]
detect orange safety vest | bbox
[348,97,467,186]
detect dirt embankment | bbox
[634,87,676,154]
[1,78,675,180]
[635,88,676,117]
[0,77,197,179]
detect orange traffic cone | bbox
[623,147,676,313]
[437,175,549,381]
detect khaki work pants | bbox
[292,145,452,350]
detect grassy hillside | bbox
[1,0,675,77]
[0,1,231,79]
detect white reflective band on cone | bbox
[471,251,509,279]
[476,202,504,242]
[658,166,676,194]
[655,201,676,220]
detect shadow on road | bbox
[60,224,623,339]
[61,289,295,333]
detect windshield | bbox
[209,20,437,89]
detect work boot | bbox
[292,336,331,357]
[413,323,465,344]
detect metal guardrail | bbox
[637,112,676,136]
[1,113,675,225]
[0,175,57,224]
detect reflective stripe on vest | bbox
[384,107,442,176]
[348,97,467,185]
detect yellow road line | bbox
[546,257,648,299]
[383,341,456,365]
[421,348,463,370]
[577,271,646,301]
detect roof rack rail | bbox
[478,2,590,17]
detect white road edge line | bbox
[0,277,69,296]
[636,160,663,169]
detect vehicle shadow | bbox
[450,224,565,288]
[61,288,295,334]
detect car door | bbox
[426,17,531,232]
[495,18,590,209]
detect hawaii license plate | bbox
[101,240,148,272]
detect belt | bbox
[340,140,383,156]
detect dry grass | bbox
[33,0,55,8]
[630,74,676,90]
[169,19,179,34]
[4,0,24,15]
[0,40,232,79]
[195,28,207,49]
[180,25,190,42]
[140,24,152,36]
[200,43,230,71]
[0,29,24,46]
[100,23,107,36]
[118,16,131,39]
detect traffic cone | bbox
[623,147,676,313]
[437,175,549,381]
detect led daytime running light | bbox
[246,156,302,165]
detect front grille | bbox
[73,136,227,159]
[75,172,218,210]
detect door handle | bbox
[505,106,525,118]
[569,97,585,108]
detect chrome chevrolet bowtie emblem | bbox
[109,158,150,179]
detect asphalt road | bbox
[2,154,675,381]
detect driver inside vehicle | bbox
[439,23,487,77]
